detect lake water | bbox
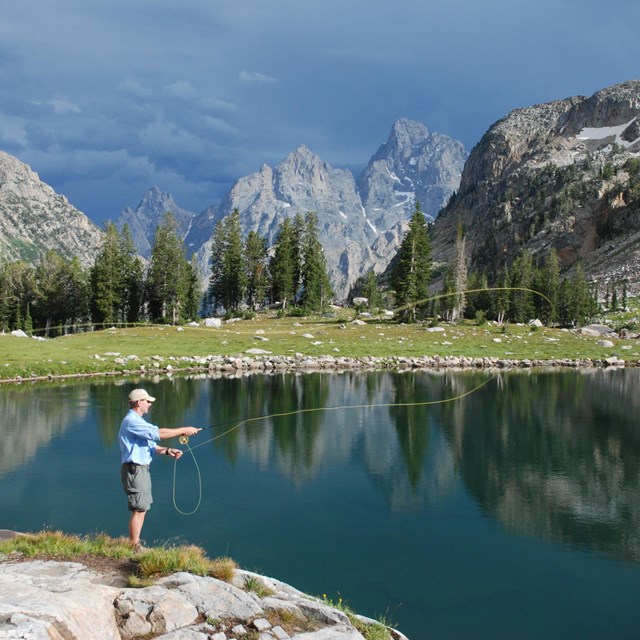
[2,368,640,639]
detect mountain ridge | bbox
[430,79,640,297]
[0,150,103,267]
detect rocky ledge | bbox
[0,554,409,640]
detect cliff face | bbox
[430,80,640,294]
[0,151,103,267]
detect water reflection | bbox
[442,368,640,562]
[0,382,92,475]
[3,368,640,565]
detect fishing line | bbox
[169,284,555,514]
[170,372,499,514]
[171,440,203,516]
[389,286,552,317]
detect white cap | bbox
[128,388,156,403]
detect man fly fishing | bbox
[118,388,201,552]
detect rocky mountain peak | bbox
[116,186,195,259]
[431,79,640,297]
[0,151,103,267]
[357,118,467,228]
[181,120,466,299]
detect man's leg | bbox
[129,510,146,545]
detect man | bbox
[118,388,201,551]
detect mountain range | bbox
[117,118,467,298]
[2,79,640,303]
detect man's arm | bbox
[157,426,201,439]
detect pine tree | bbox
[120,224,145,323]
[300,212,332,311]
[361,269,382,310]
[509,250,534,323]
[147,212,194,324]
[207,209,247,313]
[390,201,432,322]
[61,257,89,328]
[269,217,297,310]
[567,263,592,327]
[33,252,89,335]
[224,210,247,312]
[539,249,560,326]
[494,267,511,324]
[438,267,455,321]
[207,219,228,314]
[90,222,123,325]
[245,230,269,310]
[449,221,468,322]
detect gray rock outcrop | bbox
[0,559,410,640]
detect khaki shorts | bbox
[121,463,153,512]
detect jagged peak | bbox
[277,144,331,179]
[137,186,178,210]
[389,117,430,142]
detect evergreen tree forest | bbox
[0,202,607,336]
[0,213,199,335]
[204,210,333,316]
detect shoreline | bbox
[0,352,634,385]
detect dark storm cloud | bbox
[1,0,638,223]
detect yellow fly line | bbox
[171,372,499,515]
[169,285,555,514]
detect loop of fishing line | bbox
[170,373,498,515]
[171,440,202,516]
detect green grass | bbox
[321,593,394,640]
[1,313,638,382]
[0,530,134,560]
[0,530,237,583]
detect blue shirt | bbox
[118,409,161,465]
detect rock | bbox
[114,583,199,638]
[10,330,28,338]
[0,561,405,640]
[252,618,272,631]
[0,561,121,640]
[581,325,616,337]
[597,340,615,348]
[204,318,222,328]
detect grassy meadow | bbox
[1,310,638,382]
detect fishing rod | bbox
[177,418,250,444]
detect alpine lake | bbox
[2,367,640,640]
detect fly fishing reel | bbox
[179,435,189,444]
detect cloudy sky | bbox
[1,0,638,224]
